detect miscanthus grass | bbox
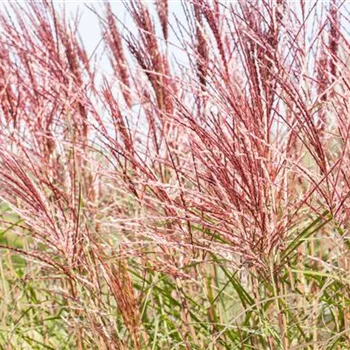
[0,0,350,349]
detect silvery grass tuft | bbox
[0,0,349,348]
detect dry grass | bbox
[0,0,349,348]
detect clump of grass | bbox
[0,0,349,348]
